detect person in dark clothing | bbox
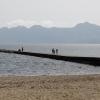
[18,49,21,52]
[21,47,24,52]
[52,48,55,54]
[56,49,58,54]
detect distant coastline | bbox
[0,22,100,44]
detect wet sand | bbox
[0,75,100,100]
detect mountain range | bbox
[0,22,100,44]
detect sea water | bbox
[0,44,100,57]
[0,44,100,76]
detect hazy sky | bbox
[0,0,100,27]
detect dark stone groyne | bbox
[0,49,100,66]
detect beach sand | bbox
[0,75,100,100]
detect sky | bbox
[0,0,100,28]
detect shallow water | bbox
[0,52,100,76]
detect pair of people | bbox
[52,48,58,54]
[18,47,24,52]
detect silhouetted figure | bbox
[18,49,21,52]
[21,47,24,52]
[52,48,55,54]
[56,49,58,54]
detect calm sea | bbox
[0,44,100,76]
[0,44,100,57]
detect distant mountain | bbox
[0,22,100,44]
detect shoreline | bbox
[0,73,100,77]
[0,73,100,76]
[0,74,100,100]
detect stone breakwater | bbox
[0,49,100,66]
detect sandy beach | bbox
[0,75,100,100]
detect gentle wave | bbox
[0,52,100,76]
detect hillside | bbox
[0,22,100,44]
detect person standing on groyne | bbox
[18,49,21,52]
[17,47,24,52]
[52,48,55,54]
[56,49,58,54]
[52,48,58,54]
[21,47,24,52]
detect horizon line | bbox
[1,21,100,29]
